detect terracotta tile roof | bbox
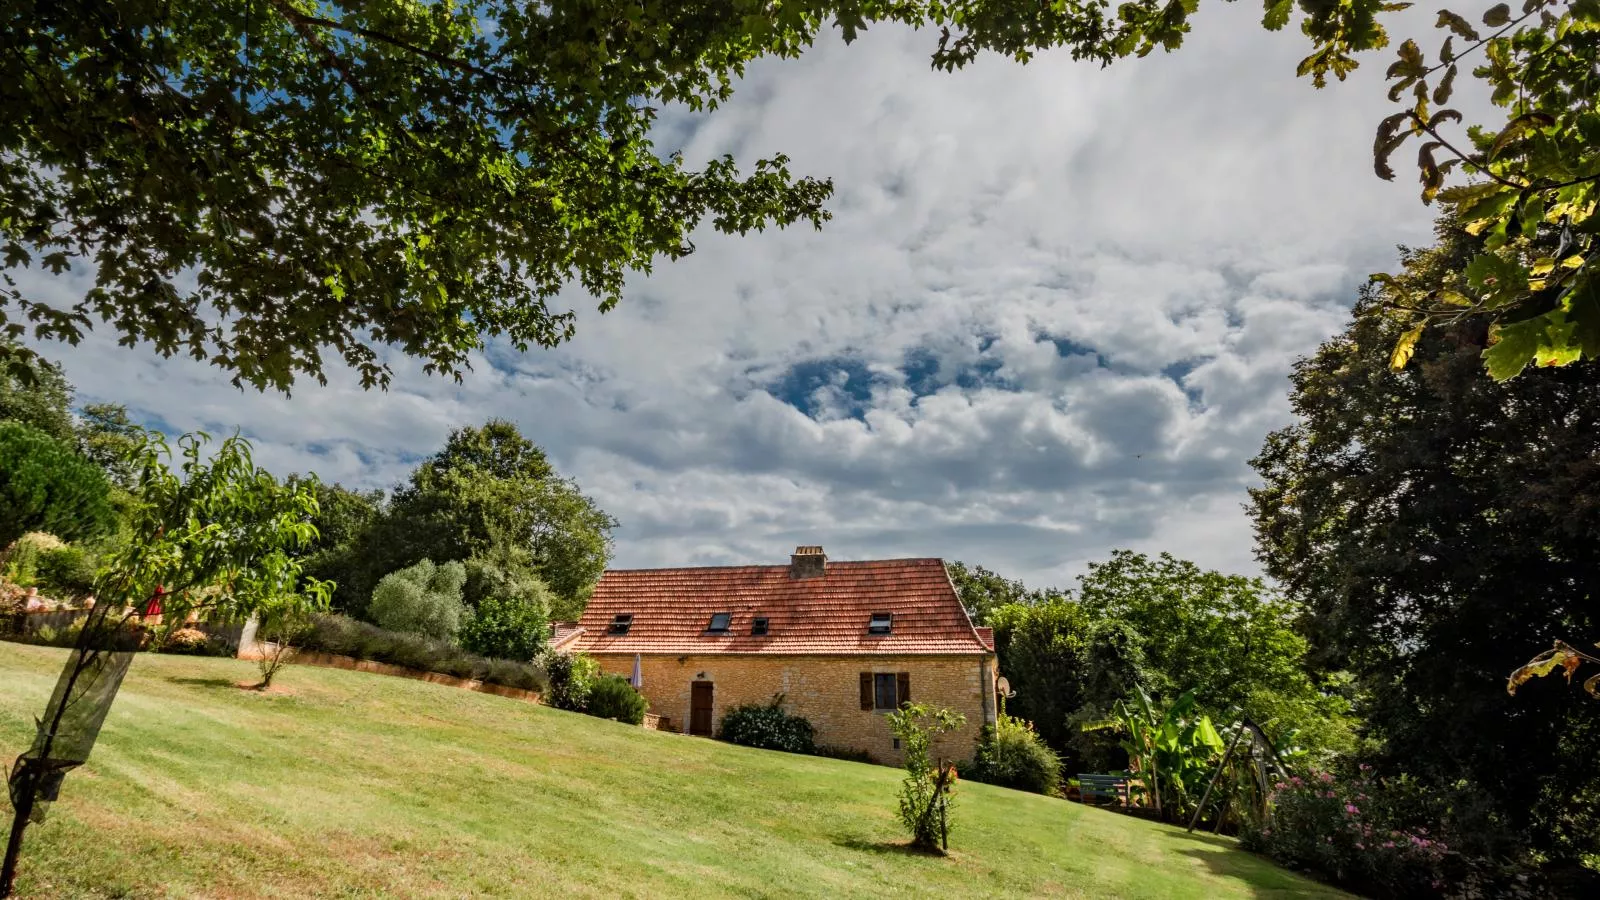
[569,557,990,656]
[974,627,995,652]
[549,622,585,650]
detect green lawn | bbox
[0,644,1345,899]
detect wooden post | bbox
[1188,722,1248,833]
[938,758,949,853]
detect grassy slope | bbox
[0,644,1345,899]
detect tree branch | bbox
[264,0,537,91]
[1425,9,1539,77]
[1409,112,1528,189]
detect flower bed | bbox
[1241,767,1540,899]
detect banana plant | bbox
[1084,686,1225,821]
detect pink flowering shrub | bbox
[1241,768,1470,898]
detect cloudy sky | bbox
[32,6,1445,590]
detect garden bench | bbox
[1077,774,1129,807]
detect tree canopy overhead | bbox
[5,0,1591,389]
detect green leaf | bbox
[1457,189,1517,230]
[1436,182,1504,205]
[1566,272,1600,358]
[1482,316,1544,380]
[1482,3,1512,26]
[1262,0,1293,30]
[1465,252,1523,292]
[1490,112,1556,159]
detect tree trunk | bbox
[1,768,37,898]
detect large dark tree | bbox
[1250,221,1600,862]
[4,1,1591,388]
[0,421,118,547]
[313,420,614,619]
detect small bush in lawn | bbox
[887,704,965,853]
[586,674,648,724]
[160,627,212,655]
[966,714,1061,796]
[719,695,816,754]
[367,559,467,641]
[542,650,599,711]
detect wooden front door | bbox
[690,681,714,736]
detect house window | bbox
[859,671,910,711]
[867,612,893,635]
[751,617,769,636]
[874,673,898,710]
[706,612,732,633]
[608,614,633,635]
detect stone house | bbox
[555,546,999,765]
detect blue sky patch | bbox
[766,356,877,419]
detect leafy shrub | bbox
[458,568,551,662]
[367,559,467,641]
[1240,768,1542,899]
[0,532,65,587]
[286,613,548,692]
[887,704,966,853]
[719,695,817,754]
[586,674,648,724]
[966,714,1061,796]
[542,650,599,711]
[160,627,212,655]
[36,545,98,599]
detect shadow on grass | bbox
[1163,828,1238,850]
[164,676,240,690]
[1165,831,1346,899]
[832,835,939,858]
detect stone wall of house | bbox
[593,653,994,765]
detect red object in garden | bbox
[143,586,165,618]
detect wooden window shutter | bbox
[897,672,910,706]
[860,673,873,710]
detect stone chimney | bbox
[790,545,827,579]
